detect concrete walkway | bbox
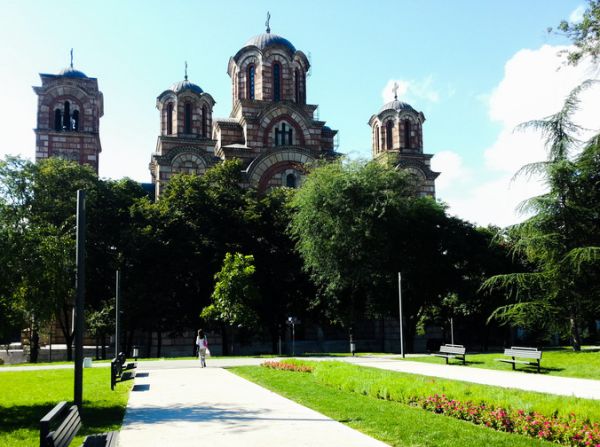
[117,365,388,447]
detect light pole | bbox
[398,272,404,358]
[115,270,121,358]
[74,190,86,410]
[287,317,300,356]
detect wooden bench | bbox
[110,352,137,391]
[495,346,542,373]
[431,344,466,365]
[40,401,118,447]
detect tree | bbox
[553,0,600,66]
[483,83,600,350]
[289,159,470,350]
[201,252,260,329]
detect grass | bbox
[231,364,555,447]
[307,361,600,421]
[0,367,133,446]
[405,347,600,379]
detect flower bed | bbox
[410,394,600,446]
[261,361,314,373]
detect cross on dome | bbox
[266,11,271,33]
[393,82,399,100]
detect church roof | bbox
[379,99,416,114]
[57,66,88,78]
[244,32,296,53]
[170,79,204,94]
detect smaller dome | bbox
[170,79,203,94]
[379,99,416,115]
[58,67,88,78]
[244,32,296,53]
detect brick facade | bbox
[33,67,103,173]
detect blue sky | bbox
[1,0,598,227]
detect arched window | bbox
[404,120,411,149]
[184,103,192,134]
[166,103,173,135]
[273,62,281,101]
[247,64,255,100]
[274,122,293,146]
[54,109,62,131]
[386,121,393,149]
[72,110,79,131]
[375,126,380,152]
[294,69,300,103]
[63,101,70,131]
[286,173,297,188]
[202,105,207,137]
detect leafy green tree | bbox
[553,0,600,66]
[483,83,600,350]
[201,252,260,329]
[86,299,115,359]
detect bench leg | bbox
[512,357,516,370]
[537,360,540,373]
[445,357,449,365]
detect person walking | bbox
[196,329,208,367]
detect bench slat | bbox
[503,349,542,359]
[47,406,81,447]
[439,346,466,355]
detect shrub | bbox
[261,360,314,373]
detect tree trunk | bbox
[30,326,40,363]
[101,333,106,359]
[570,316,582,351]
[95,334,100,360]
[146,330,153,358]
[221,323,230,355]
[156,331,162,358]
[56,307,75,361]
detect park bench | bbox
[431,343,467,365]
[40,401,118,447]
[495,346,542,373]
[110,352,137,390]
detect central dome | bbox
[170,79,203,94]
[379,99,416,115]
[244,32,296,53]
[58,67,88,78]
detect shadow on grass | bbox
[0,402,126,437]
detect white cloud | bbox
[569,4,586,23]
[381,76,440,104]
[430,150,471,192]
[440,45,600,227]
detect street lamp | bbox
[286,317,300,356]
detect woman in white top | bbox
[196,329,208,367]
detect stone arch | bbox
[171,151,208,175]
[259,106,311,147]
[247,148,316,190]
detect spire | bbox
[184,61,188,81]
[265,11,271,33]
[70,48,74,69]
[393,81,398,100]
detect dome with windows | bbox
[170,79,204,95]
[57,67,88,78]
[244,32,296,53]
[378,99,416,115]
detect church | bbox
[32,21,439,198]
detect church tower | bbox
[368,84,439,197]
[214,14,338,192]
[33,51,103,173]
[149,64,217,197]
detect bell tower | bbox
[368,83,439,197]
[33,51,103,173]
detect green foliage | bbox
[202,252,260,328]
[483,83,600,349]
[553,0,600,66]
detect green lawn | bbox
[0,368,133,447]
[404,347,600,379]
[231,365,555,447]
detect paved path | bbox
[117,365,388,447]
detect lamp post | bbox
[74,190,86,410]
[115,270,121,358]
[286,317,300,356]
[398,272,404,358]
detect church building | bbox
[33,20,438,197]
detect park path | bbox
[117,364,389,447]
